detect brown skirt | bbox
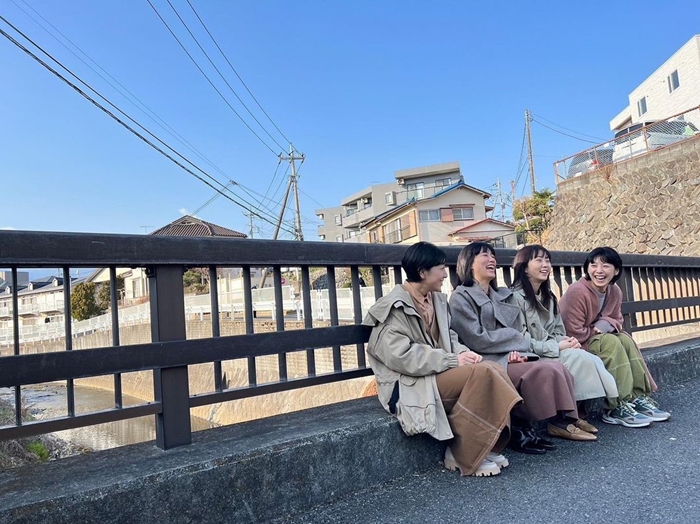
[436,361,522,475]
[507,361,578,421]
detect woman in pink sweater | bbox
[559,247,669,428]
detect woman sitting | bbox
[510,245,618,439]
[364,242,522,477]
[449,242,591,454]
[559,246,669,427]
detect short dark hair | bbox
[402,241,447,283]
[512,244,556,312]
[455,242,498,290]
[583,246,623,284]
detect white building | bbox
[610,35,700,132]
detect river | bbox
[0,383,216,452]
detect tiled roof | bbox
[450,218,515,235]
[149,216,247,238]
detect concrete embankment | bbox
[1,336,699,523]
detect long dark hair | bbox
[512,244,556,313]
[455,242,498,291]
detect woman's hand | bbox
[508,351,527,363]
[559,336,582,350]
[458,351,483,366]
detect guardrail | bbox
[554,105,700,183]
[0,230,699,451]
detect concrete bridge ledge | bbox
[1,335,699,524]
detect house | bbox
[0,271,74,332]
[315,162,515,246]
[88,215,252,304]
[610,35,700,132]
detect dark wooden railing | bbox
[1,230,699,449]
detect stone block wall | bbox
[548,136,700,255]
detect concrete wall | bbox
[549,134,700,256]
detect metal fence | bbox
[554,105,700,182]
[1,230,700,451]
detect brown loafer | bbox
[574,419,599,434]
[547,423,597,441]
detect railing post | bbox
[619,267,635,335]
[149,265,191,450]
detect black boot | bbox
[527,426,557,451]
[508,426,547,455]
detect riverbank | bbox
[0,397,88,468]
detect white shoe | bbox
[486,452,509,469]
[444,448,501,476]
[472,459,501,477]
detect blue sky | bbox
[1,0,699,240]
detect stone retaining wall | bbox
[549,135,700,255]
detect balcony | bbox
[343,205,375,227]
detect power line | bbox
[531,112,608,142]
[163,0,288,152]
[9,0,236,184]
[0,16,296,235]
[145,0,282,156]
[530,118,600,144]
[185,0,293,146]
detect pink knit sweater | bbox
[559,278,623,349]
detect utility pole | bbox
[494,177,506,222]
[243,211,259,239]
[525,109,536,194]
[510,180,516,221]
[279,144,305,241]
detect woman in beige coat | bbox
[364,242,522,477]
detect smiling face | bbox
[525,250,552,286]
[587,256,620,293]
[419,264,447,293]
[471,248,497,285]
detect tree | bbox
[183,268,210,294]
[96,276,125,311]
[513,188,555,233]
[70,282,105,321]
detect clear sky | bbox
[1,0,699,240]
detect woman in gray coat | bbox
[449,243,591,454]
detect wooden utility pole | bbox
[525,109,536,194]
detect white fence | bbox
[0,285,394,344]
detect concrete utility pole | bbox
[279,144,305,241]
[243,212,260,238]
[525,109,536,194]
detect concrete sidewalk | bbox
[283,374,700,524]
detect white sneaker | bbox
[472,459,501,477]
[486,452,509,469]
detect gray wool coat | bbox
[449,283,537,369]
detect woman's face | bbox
[526,252,552,285]
[420,264,447,292]
[471,249,497,284]
[587,256,619,293]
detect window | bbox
[385,192,396,205]
[419,209,440,221]
[406,182,424,199]
[452,207,474,220]
[668,70,680,93]
[334,215,342,226]
[637,97,647,116]
[435,178,452,187]
[336,235,343,243]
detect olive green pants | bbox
[587,333,651,409]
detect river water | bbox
[0,384,216,452]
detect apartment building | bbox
[316,162,515,246]
[610,35,700,132]
[0,271,72,331]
